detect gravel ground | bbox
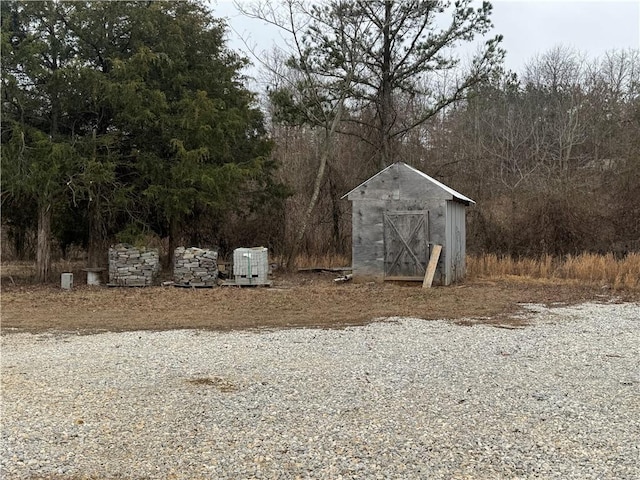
[1,302,639,480]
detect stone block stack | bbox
[174,247,218,287]
[109,244,159,286]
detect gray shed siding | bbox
[351,199,387,281]
[345,162,473,285]
[445,200,467,284]
[351,198,447,282]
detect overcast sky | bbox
[210,0,640,86]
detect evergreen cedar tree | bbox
[1,0,282,280]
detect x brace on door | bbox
[384,214,427,276]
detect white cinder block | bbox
[61,273,73,290]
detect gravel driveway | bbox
[1,302,639,479]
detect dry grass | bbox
[272,252,350,269]
[468,253,640,290]
[1,260,87,286]
[4,267,635,334]
[3,252,638,291]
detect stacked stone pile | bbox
[109,244,159,286]
[174,247,218,287]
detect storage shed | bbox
[343,162,475,285]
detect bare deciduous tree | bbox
[302,0,505,168]
[236,0,369,267]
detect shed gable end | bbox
[343,162,473,204]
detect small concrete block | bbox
[61,273,73,290]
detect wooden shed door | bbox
[383,211,429,279]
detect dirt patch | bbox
[186,377,239,392]
[1,272,635,334]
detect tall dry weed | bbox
[468,252,639,290]
[272,252,351,270]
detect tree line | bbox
[2,1,639,282]
[2,0,286,282]
[248,1,639,261]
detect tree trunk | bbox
[286,142,328,270]
[328,168,344,254]
[167,216,179,274]
[36,202,52,283]
[286,101,347,270]
[378,0,394,169]
[12,225,27,261]
[87,192,105,268]
[87,128,105,269]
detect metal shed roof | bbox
[342,162,475,205]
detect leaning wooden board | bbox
[422,244,442,288]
